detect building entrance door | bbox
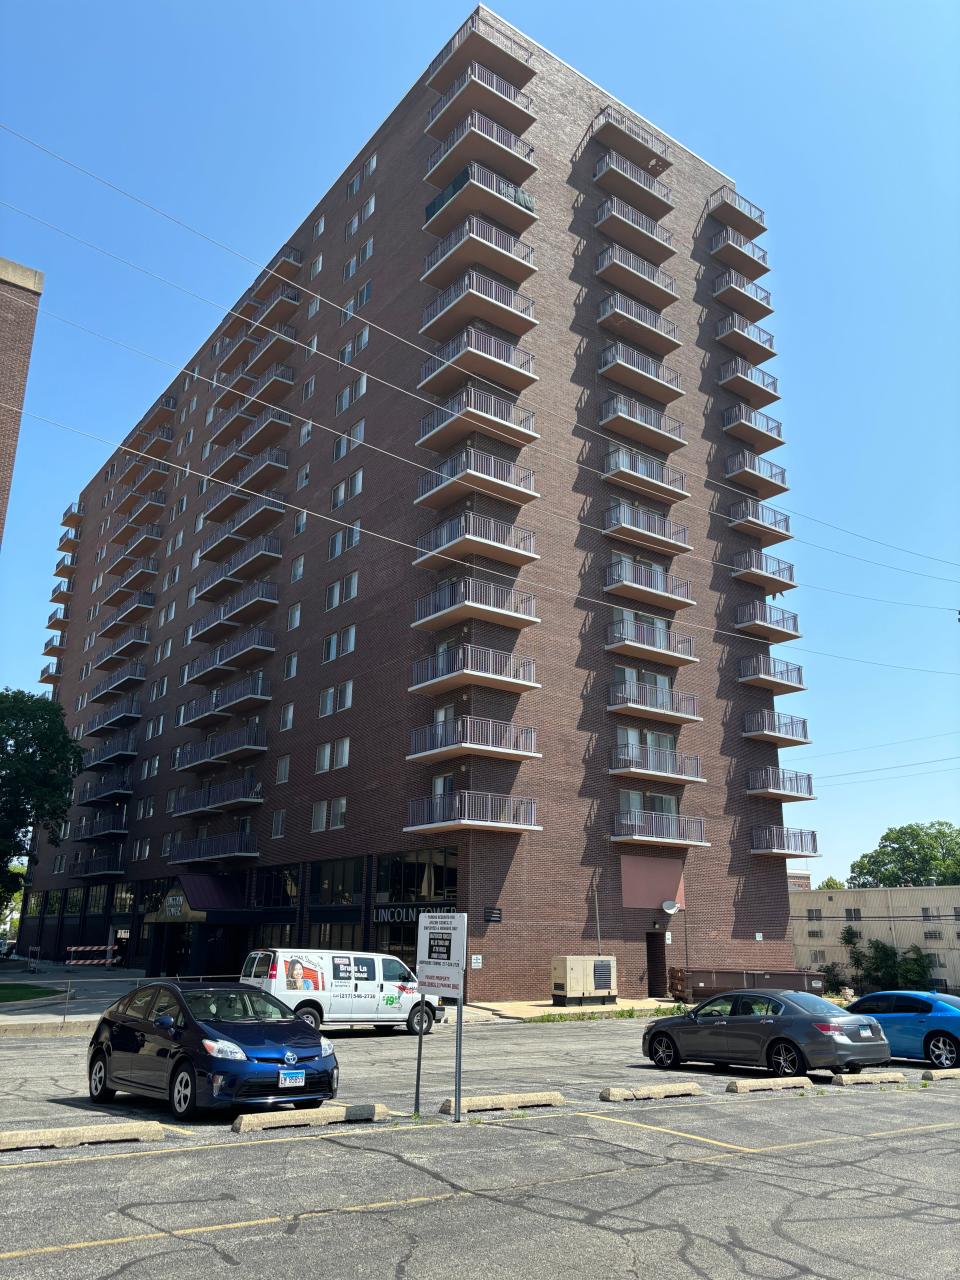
[645,932,668,998]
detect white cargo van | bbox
[239,948,444,1034]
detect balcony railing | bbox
[595,195,673,252]
[73,811,129,841]
[716,313,775,353]
[415,577,537,625]
[77,851,126,877]
[605,560,692,602]
[98,592,156,637]
[711,227,769,269]
[613,811,706,844]
[748,767,815,798]
[419,384,536,443]
[713,271,772,310]
[722,404,782,443]
[427,61,533,128]
[77,770,133,804]
[426,11,532,83]
[411,644,536,689]
[708,186,766,231]
[172,777,265,817]
[589,105,670,168]
[731,549,795,585]
[425,161,535,225]
[423,215,534,276]
[250,283,300,326]
[417,447,536,500]
[416,510,536,560]
[85,698,142,735]
[93,625,151,671]
[603,502,690,547]
[719,358,778,394]
[594,150,673,207]
[604,446,687,495]
[422,270,535,329]
[180,673,271,726]
[407,791,538,830]
[598,293,680,351]
[751,826,819,856]
[426,110,535,176]
[61,501,85,526]
[606,619,695,659]
[409,716,537,757]
[600,341,682,392]
[729,499,791,538]
[168,832,259,865]
[725,450,786,488]
[192,581,279,636]
[744,710,809,741]
[89,660,146,701]
[610,745,701,779]
[176,726,268,770]
[186,627,276,682]
[599,395,684,446]
[201,490,285,542]
[736,601,799,633]
[39,661,63,683]
[83,733,138,770]
[607,681,699,720]
[54,554,79,577]
[738,655,804,687]
[420,326,535,384]
[595,244,677,299]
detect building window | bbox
[276,755,290,784]
[328,520,360,560]
[343,255,357,282]
[308,296,320,319]
[302,377,315,403]
[288,602,301,630]
[333,418,364,461]
[807,929,823,938]
[271,810,286,839]
[806,909,822,921]
[310,254,322,278]
[294,510,307,536]
[844,908,862,921]
[363,152,377,179]
[319,679,352,717]
[330,796,347,829]
[346,172,361,198]
[810,950,826,965]
[296,464,310,492]
[313,214,325,238]
[333,736,350,768]
[359,237,373,265]
[345,211,359,238]
[316,742,331,774]
[290,555,305,583]
[280,702,294,730]
[299,421,313,446]
[361,194,375,222]
[284,651,298,679]
[311,800,328,832]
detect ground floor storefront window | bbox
[372,848,458,967]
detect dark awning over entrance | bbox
[145,874,294,926]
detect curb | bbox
[439,1091,564,1115]
[921,1067,960,1082]
[0,1121,164,1152]
[601,1083,703,1102]
[830,1071,907,1087]
[0,1018,99,1039]
[0,993,73,1010]
[725,1076,809,1095]
[232,1103,388,1134]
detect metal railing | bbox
[247,362,295,399]
[719,358,778,393]
[61,501,85,524]
[235,406,294,448]
[186,627,275,681]
[411,644,536,688]
[427,61,533,127]
[596,195,673,249]
[235,448,288,489]
[716,314,775,350]
[252,246,302,293]
[595,150,673,203]
[751,826,818,855]
[418,447,535,499]
[604,502,689,546]
[423,270,535,327]
[98,593,156,637]
[599,394,683,443]
[85,698,142,735]
[425,161,535,224]
[713,271,771,307]
[614,811,705,843]
[77,770,133,803]
[598,292,680,341]
[410,716,536,757]
[108,527,162,573]
[722,404,782,440]
[201,490,284,539]
[419,383,536,440]
[600,341,681,389]
[426,11,532,81]
[415,576,537,623]
[711,227,769,267]
[250,284,300,324]
[610,745,701,778]
[73,811,129,840]
[420,326,535,383]
[605,559,692,601]
[193,581,279,634]
[181,673,271,726]
[247,323,297,364]
[731,549,795,583]
[748,767,814,797]
[48,607,70,628]
[708,185,765,227]
[736,601,799,632]
[427,110,534,176]
[744,710,809,740]
[417,510,536,558]
[93,625,151,670]
[605,447,687,493]
[726,451,787,485]
[606,618,695,658]
[168,832,259,865]
[77,851,126,877]
[596,243,676,296]
[173,777,264,817]
[104,557,160,599]
[590,105,670,163]
[738,655,804,686]
[729,498,790,535]
[83,733,138,769]
[89,661,146,701]
[424,215,534,275]
[54,554,79,575]
[40,661,63,681]
[607,681,699,719]
[176,726,268,770]
[408,791,537,828]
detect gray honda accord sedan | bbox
[642,989,891,1076]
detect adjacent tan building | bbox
[0,257,44,546]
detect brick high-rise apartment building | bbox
[21,8,818,997]
[0,257,45,547]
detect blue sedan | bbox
[847,990,960,1068]
[88,981,339,1119]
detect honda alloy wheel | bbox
[768,1040,804,1077]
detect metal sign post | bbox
[415,911,467,1121]
[413,992,426,1117]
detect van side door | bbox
[326,954,355,1021]
[350,954,381,1021]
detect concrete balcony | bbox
[186,627,276,685]
[138,423,176,458]
[598,394,684,453]
[718,358,779,409]
[93,625,151,672]
[603,502,691,555]
[604,560,694,610]
[413,577,539,631]
[172,777,265,818]
[713,272,773,323]
[414,511,538,569]
[421,215,536,288]
[61,501,85,528]
[725,450,788,499]
[426,12,534,92]
[215,328,255,374]
[48,607,70,631]
[39,661,62,685]
[735,601,800,642]
[728,499,792,546]
[738,654,805,694]
[49,581,73,605]
[204,448,288,521]
[76,852,126,878]
[419,327,536,395]
[175,725,268,772]
[420,270,536,341]
[53,554,79,579]
[140,392,177,432]
[98,592,155,640]
[716,314,776,365]
[595,244,677,310]
[603,446,689,504]
[108,525,163,574]
[746,767,816,801]
[407,716,540,763]
[250,246,303,300]
[409,643,538,695]
[212,360,254,411]
[83,733,138,770]
[597,292,681,357]
[416,447,538,509]
[199,496,285,562]
[612,810,709,848]
[246,361,295,406]
[77,770,133,806]
[228,406,294,458]
[722,404,783,453]
[426,61,535,139]
[85,698,143,737]
[73,812,128,842]
[180,673,272,729]
[111,492,167,544]
[209,398,257,449]
[605,619,698,666]
[707,186,766,239]
[191,581,279,641]
[425,110,537,187]
[731,549,796,593]
[245,323,298,378]
[710,228,770,279]
[249,284,300,334]
[589,105,671,175]
[103,557,159,607]
[168,832,260,866]
[595,195,674,264]
[58,527,80,553]
[609,744,704,784]
[418,384,537,451]
[607,681,701,725]
[750,826,819,858]
[43,633,67,657]
[599,341,683,404]
[424,161,537,237]
[405,791,540,834]
[743,710,810,747]
[594,150,673,219]
[89,660,147,704]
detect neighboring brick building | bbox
[20,7,818,997]
[0,257,44,547]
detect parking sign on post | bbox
[415,912,468,1120]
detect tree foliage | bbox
[839,927,937,993]
[0,689,83,876]
[816,876,846,890]
[847,822,960,888]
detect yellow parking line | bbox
[160,1123,195,1137]
[573,1112,752,1151]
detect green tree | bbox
[0,689,82,903]
[847,822,960,888]
[817,960,847,993]
[816,876,846,890]
[897,946,935,990]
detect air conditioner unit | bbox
[551,955,618,1007]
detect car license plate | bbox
[858,1027,872,1038]
[278,1068,305,1088]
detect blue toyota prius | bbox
[846,990,960,1068]
[88,981,339,1119]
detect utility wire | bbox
[816,767,960,789]
[791,730,960,763]
[816,755,960,780]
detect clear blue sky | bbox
[1,1,958,882]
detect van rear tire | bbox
[296,1002,324,1030]
[407,1005,434,1036]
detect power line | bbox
[816,767,960,789]
[2,126,959,578]
[10,399,960,681]
[792,730,960,763]
[817,755,960,780]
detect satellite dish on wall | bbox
[661,900,681,916]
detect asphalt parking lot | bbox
[0,1019,957,1278]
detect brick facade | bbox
[0,258,44,547]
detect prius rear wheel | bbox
[88,1051,115,1103]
